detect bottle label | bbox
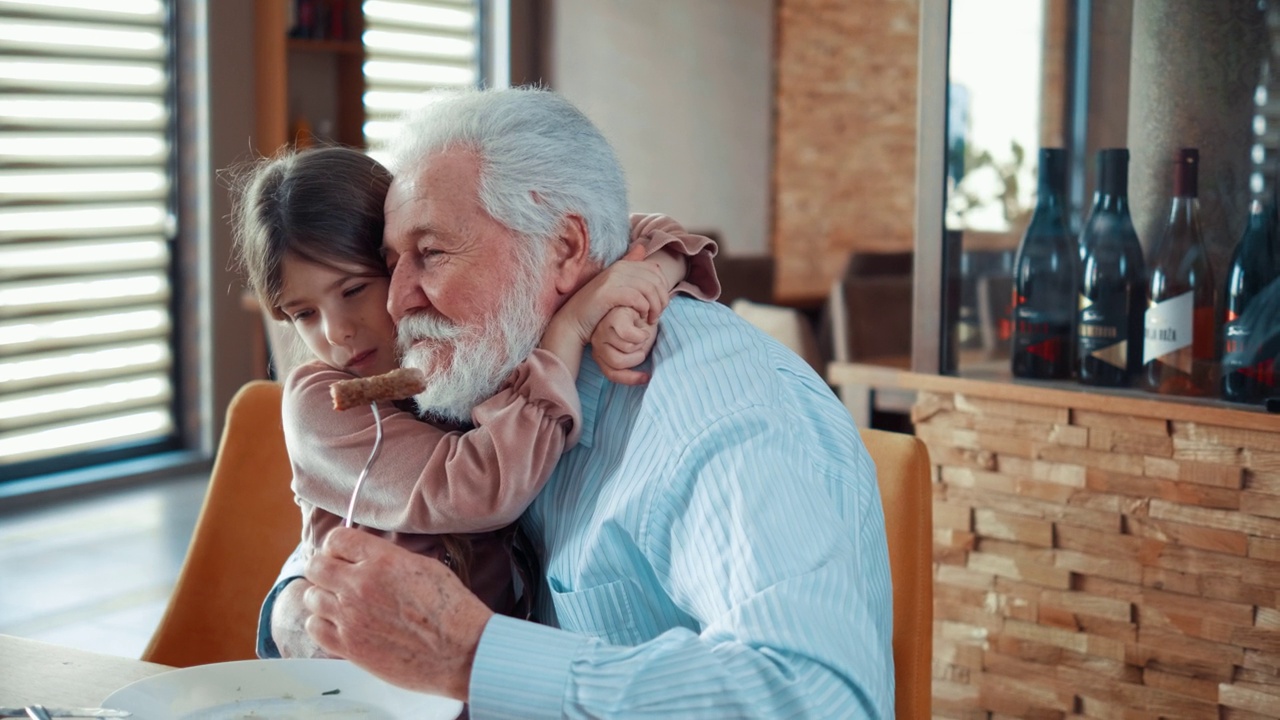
[1223,315,1277,390]
[1013,303,1070,362]
[1224,313,1249,355]
[1078,292,1128,369]
[1143,291,1193,371]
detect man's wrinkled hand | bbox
[303,528,494,701]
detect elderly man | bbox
[259,87,894,718]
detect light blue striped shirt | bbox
[469,297,894,718]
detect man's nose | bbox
[387,258,429,322]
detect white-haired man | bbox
[259,88,894,718]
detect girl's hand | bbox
[548,243,668,349]
[590,306,658,385]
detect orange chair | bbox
[861,428,933,720]
[143,381,300,667]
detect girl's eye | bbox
[343,283,367,298]
[291,309,314,322]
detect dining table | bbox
[0,634,172,709]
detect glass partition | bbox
[934,0,1277,408]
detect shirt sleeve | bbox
[283,353,581,535]
[629,213,721,302]
[469,407,895,718]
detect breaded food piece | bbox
[331,367,427,411]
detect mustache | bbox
[396,313,466,352]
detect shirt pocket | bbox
[548,578,645,646]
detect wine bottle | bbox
[1012,148,1076,378]
[1143,148,1217,396]
[1078,148,1146,387]
[1222,199,1279,402]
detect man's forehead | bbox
[385,174,422,216]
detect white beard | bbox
[396,270,546,424]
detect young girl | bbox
[231,145,719,624]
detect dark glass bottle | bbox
[1222,199,1280,403]
[1012,148,1076,379]
[1143,148,1217,396]
[1078,148,1146,387]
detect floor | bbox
[0,473,208,659]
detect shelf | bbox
[827,361,1280,432]
[286,38,363,56]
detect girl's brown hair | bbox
[229,145,475,587]
[230,145,392,320]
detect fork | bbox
[24,706,52,720]
[342,401,385,528]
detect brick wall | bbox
[772,0,919,303]
[917,390,1280,719]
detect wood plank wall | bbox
[917,391,1280,719]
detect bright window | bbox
[361,0,481,162]
[0,0,177,479]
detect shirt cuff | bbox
[255,575,301,659]
[468,614,588,719]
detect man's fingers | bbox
[304,613,344,657]
[305,545,357,592]
[321,526,378,563]
[302,580,341,615]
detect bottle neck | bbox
[1034,184,1064,210]
[1097,151,1129,199]
[1247,199,1265,230]
[1093,190,1130,215]
[1163,195,1206,255]
[1173,165,1198,198]
[1169,195,1201,223]
[1034,149,1067,218]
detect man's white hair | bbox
[385,87,631,265]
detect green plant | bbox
[947,139,1035,230]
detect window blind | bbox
[0,0,176,477]
[361,0,480,162]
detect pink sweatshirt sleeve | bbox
[283,350,581,535]
[630,212,721,301]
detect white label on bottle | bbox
[1143,291,1193,365]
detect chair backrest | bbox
[730,297,824,374]
[860,428,933,720]
[826,252,914,364]
[142,381,299,667]
[714,255,776,307]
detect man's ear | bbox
[548,213,593,295]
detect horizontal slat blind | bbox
[0,0,176,474]
[362,0,480,162]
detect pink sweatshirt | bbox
[282,213,720,614]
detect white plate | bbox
[103,659,463,720]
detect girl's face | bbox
[277,254,398,377]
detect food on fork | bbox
[331,367,427,410]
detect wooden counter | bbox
[828,363,1280,719]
